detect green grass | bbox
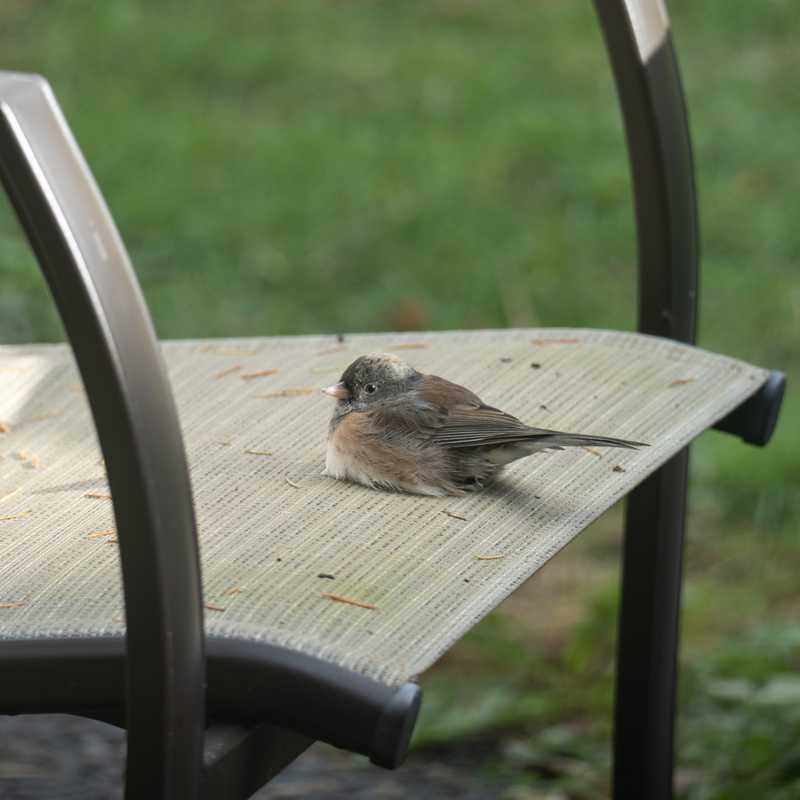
[1,2,798,797]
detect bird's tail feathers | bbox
[535,432,647,450]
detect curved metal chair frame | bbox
[595,3,698,798]
[0,2,785,798]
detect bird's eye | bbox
[365,383,378,394]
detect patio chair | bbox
[0,1,785,798]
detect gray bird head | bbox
[323,353,420,409]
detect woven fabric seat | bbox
[0,328,766,687]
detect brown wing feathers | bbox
[418,374,644,451]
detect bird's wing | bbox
[369,375,644,451]
[417,375,542,449]
[431,404,545,448]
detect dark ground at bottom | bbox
[0,715,543,800]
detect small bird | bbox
[323,353,646,497]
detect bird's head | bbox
[323,353,420,409]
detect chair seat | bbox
[0,328,766,690]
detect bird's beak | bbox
[323,382,350,400]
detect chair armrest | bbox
[0,72,205,799]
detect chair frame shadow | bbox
[0,2,786,798]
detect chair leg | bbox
[613,449,689,800]
[201,723,313,800]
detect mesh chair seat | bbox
[0,328,767,687]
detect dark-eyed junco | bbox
[323,353,646,496]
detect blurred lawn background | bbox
[1,1,798,797]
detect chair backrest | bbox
[0,73,205,799]
[594,0,699,344]
[593,5,699,797]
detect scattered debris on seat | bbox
[198,344,257,357]
[318,573,335,580]
[15,450,42,469]
[441,510,468,521]
[87,528,116,539]
[530,362,541,369]
[0,510,32,522]
[669,377,695,387]
[582,447,603,458]
[285,477,302,489]
[0,488,21,504]
[0,421,11,433]
[204,602,226,612]
[389,343,429,350]
[500,357,513,363]
[84,492,112,500]
[22,411,62,424]
[222,586,245,596]
[244,449,273,456]
[240,369,279,380]
[322,592,377,610]
[256,388,314,398]
[475,554,505,561]
[612,465,626,473]
[316,345,347,356]
[212,364,242,379]
[0,600,27,609]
